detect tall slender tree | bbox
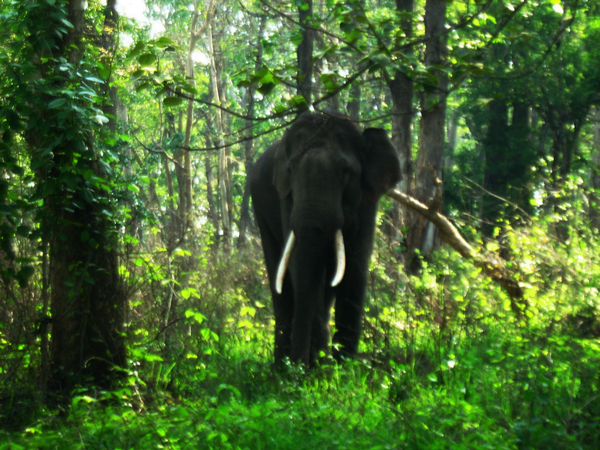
[384,0,415,243]
[406,0,448,271]
[297,0,314,110]
[238,14,267,247]
[590,106,600,232]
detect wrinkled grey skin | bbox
[250,112,401,366]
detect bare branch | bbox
[387,188,527,317]
[464,177,533,224]
[133,135,185,169]
[257,0,363,54]
[182,119,293,152]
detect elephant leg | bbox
[254,214,293,363]
[309,286,335,364]
[290,262,327,366]
[333,261,368,359]
[273,278,294,363]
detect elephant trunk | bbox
[275,229,346,294]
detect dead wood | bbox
[386,187,527,317]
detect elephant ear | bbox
[272,140,291,199]
[361,128,402,202]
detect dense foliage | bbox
[1,0,599,448]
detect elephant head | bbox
[250,112,400,366]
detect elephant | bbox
[250,111,401,367]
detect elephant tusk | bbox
[275,231,296,294]
[331,229,346,287]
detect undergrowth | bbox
[1,216,600,449]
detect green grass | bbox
[2,220,600,449]
[2,322,599,450]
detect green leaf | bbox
[154,36,175,49]
[290,32,304,47]
[163,97,184,107]
[138,53,157,67]
[48,98,67,109]
[258,82,276,95]
[185,309,206,324]
[94,114,109,125]
[289,94,308,107]
[72,396,96,407]
[127,41,146,60]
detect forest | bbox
[1,0,600,448]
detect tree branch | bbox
[386,188,527,317]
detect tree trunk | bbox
[348,79,361,122]
[100,0,118,133]
[297,0,314,111]
[204,143,219,239]
[386,0,414,242]
[207,24,232,249]
[481,99,509,236]
[406,0,447,272]
[23,0,127,401]
[238,15,266,248]
[178,9,201,223]
[391,0,414,196]
[590,106,600,231]
[544,107,587,240]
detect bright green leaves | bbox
[126,37,197,109]
[253,67,278,95]
[185,309,206,324]
[320,72,340,93]
[235,65,281,98]
[127,36,182,77]
[289,31,304,47]
[339,19,363,44]
[127,37,180,61]
[138,53,157,67]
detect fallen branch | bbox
[386,188,527,317]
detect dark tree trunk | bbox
[590,107,600,232]
[48,182,125,396]
[406,0,447,272]
[238,15,266,248]
[482,99,510,236]
[348,79,361,122]
[386,0,415,243]
[297,0,314,111]
[544,106,587,240]
[100,0,118,133]
[28,0,127,401]
[204,129,219,242]
[391,0,415,197]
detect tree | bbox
[0,0,127,400]
[591,106,600,231]
[405,0,448,271]
[387,0,415,205]
[238,14,267,248]
[297,0,314,110]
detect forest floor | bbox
[2,229,600,450]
